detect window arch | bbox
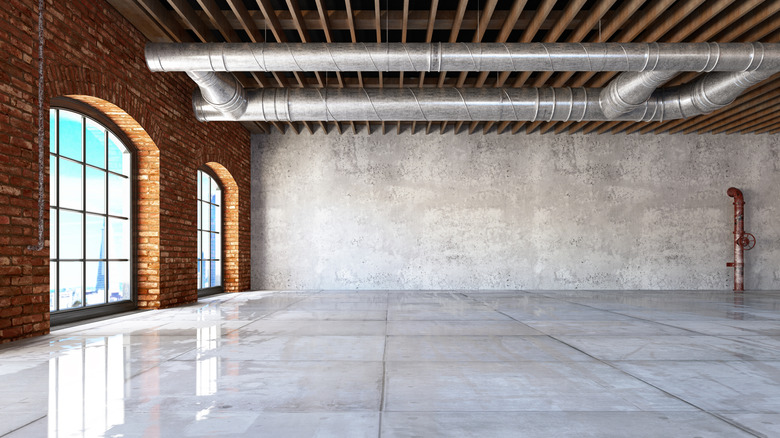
[197,168,222,296]
[50,100,135,323]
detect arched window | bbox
[197,168,222,296]
[50,102,134,323]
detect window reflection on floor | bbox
[48,335,126,436]
[196,325,220,397]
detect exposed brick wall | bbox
[1,0,252,343]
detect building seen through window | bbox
[49,108,133,315]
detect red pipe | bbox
[727,187,744,292]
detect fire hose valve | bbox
[737,233,756,250]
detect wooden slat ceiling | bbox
[108,0,780,135]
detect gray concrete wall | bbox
[251,130,780,290]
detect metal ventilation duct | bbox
[146,42,780,73]
[191,70,773,122]
[145,42,780,124]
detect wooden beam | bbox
[132,0,194,42]
[167,0,213,42]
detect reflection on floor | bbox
[1,290,780,437]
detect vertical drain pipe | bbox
[727,187,745,292]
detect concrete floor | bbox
[1,290,780,437]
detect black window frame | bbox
[50,97,137,326]
[197,166,224,297]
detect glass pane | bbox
[50,261,57,311]
[200,259,209,289]
[85,119,106,168]
[108,218,129,261]
[211,261,221,287]
[210,177,220,206]
[197,199,202,230]
[107,133,130,176]
[50,155,57,207]
[86,261,106,305]
[59,210,82,260]
[201,201,210,233]
[212,232,220,261]
[197,171,202,201]
[197,255,202,289]
[50,209,57,259]
[86,215,106,260]
[108,174,129,218]
[59,110,82,161]
[59,261,83,309]
[49,109,57,153]
[201,230,211,261]
[201,173,210,202]
[108,261,130,302]
[210,204,220,232]
[59,158,83,210]
[85,168,106,214]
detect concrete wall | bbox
[251,131,780,290]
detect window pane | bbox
[49,109,57,153]
[85,119,106,168]
[108,261,130,302]
[50,209,57,259]
[211,260,221,287]
[85,168,106,214]
[59,158,83,210]
[210,178,220,206]
[201,173,210,202]
[59,210,83,259]
[201,201,210,232]
[201,230,211,261]
[108,218,129,260]
[59,261,83,309]
[197,199,202,230]
[108,174,129,218]
[86,215,106,260]
[59,110,83,161]
[107,133,130,176]
[200,259,209,289]
[86,261,106,305]
[211,232,220,261]
[50,155,57,207]
[197,171,202,201]
[197,255,202,289]
[210,203,220,232]
[50,261,57,311]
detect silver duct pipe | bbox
[147,42,780,73]
[599,71,678,118]
[186,71,247,119]
[191,70,775,122]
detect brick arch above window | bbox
[202,161,244,294]
[52,95,163,309]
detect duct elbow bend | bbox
[187,71,247,120]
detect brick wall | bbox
[0,0,252,343]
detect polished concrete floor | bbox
[1,290,780,437]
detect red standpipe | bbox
[727,187,745,292]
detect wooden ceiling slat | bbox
[717,104,780,134]
[413,0,439,135]
[438,0,469,135]
[544,0,648,134]
[577,0,711,135]
[454,0,499,134]
[754,119,780,134]
[167,0,213,42]
[728,110,780,134]
[469,0,528,134]
[523,0,618,134]
[121,0,778,136]
[133,0,194,42]
[486,0,557,135]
